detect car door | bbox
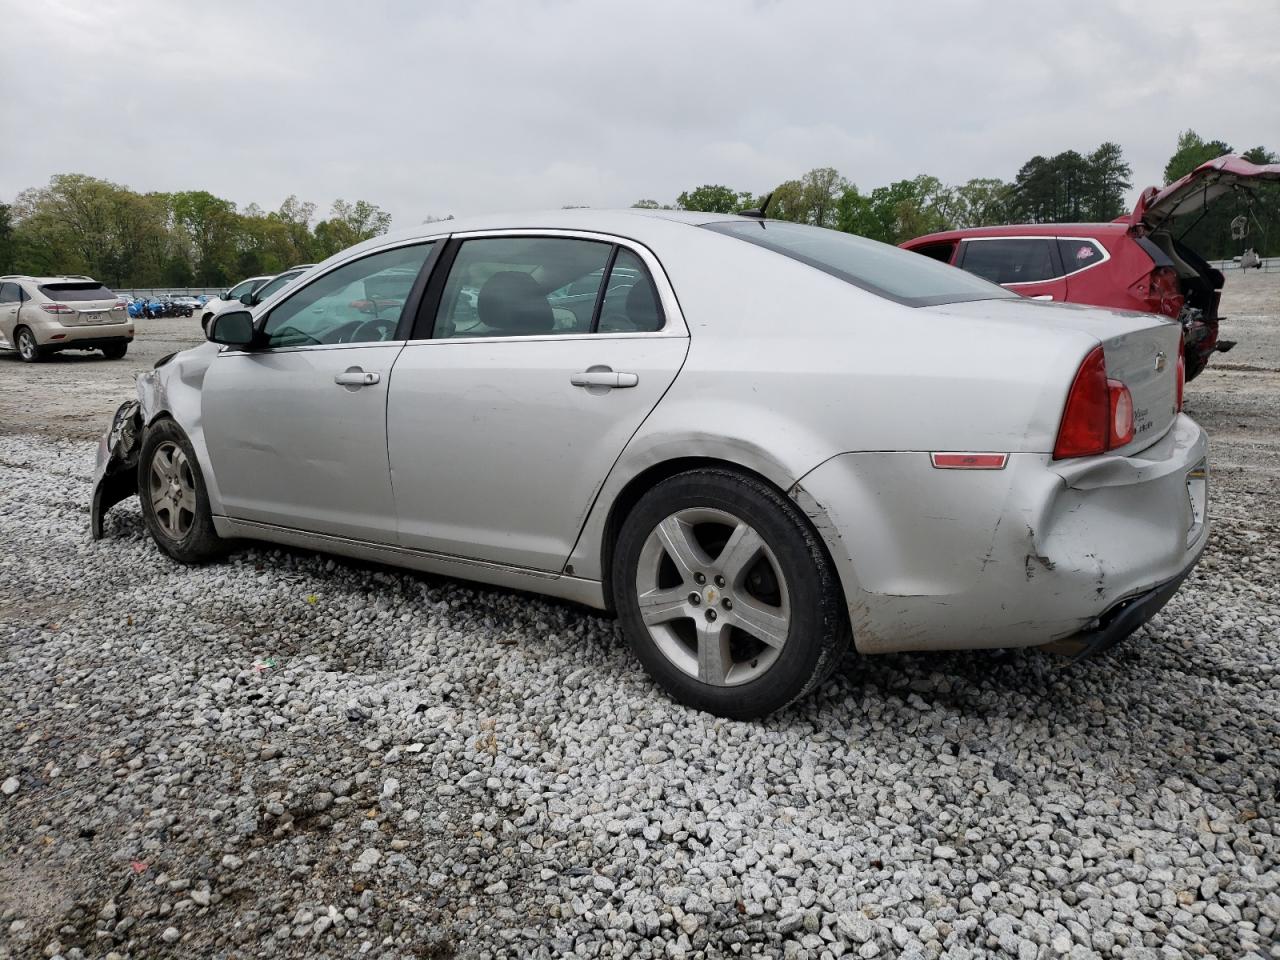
[200,241,437,542]
[386,232,689,572]
[957,237,1068,302]
[0,283,20,348]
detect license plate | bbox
[86,312,103,321]
[1186,461,1207,539]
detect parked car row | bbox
[93,207,1207,718]
[901,154,1280,379]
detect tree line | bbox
[636,131,1279,259]
[0,176,392,288]
[1,131,1275,288]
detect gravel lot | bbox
[1,279,1278,960]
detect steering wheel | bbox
[346,316,399,343]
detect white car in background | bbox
[92,210,1207,718]
[199,266,315,332]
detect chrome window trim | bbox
[409,227,688,343]
[958,235,1112,286]
[217,340,407,358]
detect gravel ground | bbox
[1,277,1278,960]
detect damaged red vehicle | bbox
[902,155,1280,380]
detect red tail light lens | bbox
[113,299,128,311]
[1054,346,1136,459]
[1054,347,1109,459]
[1175,349,1185,412]
[40,302,73,314]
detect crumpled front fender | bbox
[90,400,144,539]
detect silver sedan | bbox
[92,209,1208,718]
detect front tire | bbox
[15,327,42,362]
[138,419,225,563]
[612,469,849,719]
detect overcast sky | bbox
[2,0,1277,226]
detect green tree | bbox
[952,178,1013,227]
[313,199,392,258]
[0,203,14,275]
[631,199,663,209]
[1084,142,1132,221]
[675,184,746,214]
[170,190,238,285]
[1163,130,1233,184]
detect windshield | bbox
[253,271,302,302]
[704,220,1018,307]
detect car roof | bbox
[902,222,1130,247]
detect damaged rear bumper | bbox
[1039,567,1192,658]
[90,400,143,539]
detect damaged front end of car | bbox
[90,399,144,539]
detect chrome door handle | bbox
[571,369,639,388]
[335,368,380,387]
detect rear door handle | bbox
[571,368,639,389]
[335,368,380,387]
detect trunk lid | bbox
[932,298,1183,455]
[1130,154,1280,233]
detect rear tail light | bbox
[113,299,128,311]
[40,302,73,314]
[1175,349,1185,412]
[1053,346,1135,459]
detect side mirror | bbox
[239,293,255,305]
[208,310,257,348]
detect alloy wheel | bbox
[634,507,791,686]
[17,329,37,361]
[148,441,196,540]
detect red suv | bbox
[901,155,1280,380]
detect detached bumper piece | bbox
[90,401,144,540]
[1040,568,1193,660]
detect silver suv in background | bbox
[199,266,315,332]
[0,276,134,361]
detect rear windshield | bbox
[38,281,116,301]
[703,220,1018,307]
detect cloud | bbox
[1,0,1276,224]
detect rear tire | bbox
[612,469,850,719]
[15,327,42,362]
[101,342,128,360]
[138,419,225,564]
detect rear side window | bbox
[910,240,958,264]
[959,239,1057,285]
[433,237,663,338]
[37,281,116,301]
[703,220,1015,307]
[1057,239,1105,273]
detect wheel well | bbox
[598,457,846,615]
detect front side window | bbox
[0,283,18,304]
[435,237,614,338]
[252,270,303,304]
[226,279,259,300]
[960,239,1058,285]
[262,243,433,348]
[704,220,1015,307]
[1057,239,1104,273]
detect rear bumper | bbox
[36,319,134,347]
[1040,567,1192,658]
[793,414,1208,654]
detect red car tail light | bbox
[1054,346,1135,459]
[113,299,128,311]
[40,302,73,314]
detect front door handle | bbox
[571,367,639,389]
[335,367,380,387]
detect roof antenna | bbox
[738,191,773,220]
